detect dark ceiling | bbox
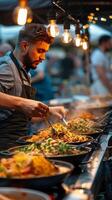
[0,0,112,27]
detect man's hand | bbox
[49,106,68,119]
[18,99,49,118]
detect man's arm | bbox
[0,92,49,118]
[31,106,68,124]
[0,92,67,120]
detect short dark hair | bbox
[18,23,54,45]
[99,35,111,45]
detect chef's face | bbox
[22,41,50,69]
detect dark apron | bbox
[0,52,36,150]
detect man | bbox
[0,92,49,118]
[91,35,112,95]
[0,23,66,149]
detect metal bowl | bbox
[0,187,50,200]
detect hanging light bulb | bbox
[61,29,72,43]
[75,34,82,47]
[13,0,33,25]
[74,22,82,47]
[17,8,27,25]
[82,40,88,50]
[47,19,59,37]
[47,4,59,38]
[61,20,72,44]
[81,34,89,50]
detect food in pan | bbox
[0,153,58,178]
[62,133,92,143]
[67,118,102,134]
[26,123,92,143]
[10,138,88,156]
[27,123,73,142]
[27,129,51,142]
[73,111,95,120]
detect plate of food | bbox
[67,118,104,135]
[0,153,74,189]
[2,138,91,164]
[17,123,94,145]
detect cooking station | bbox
[0,96,112,200]
[48,96,112,200]
[63,133,112,200]
[40,123,112,200]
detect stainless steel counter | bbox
[64,132,112,200]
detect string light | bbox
[82,40,88,50]
[81,31,89,51]
[61,20,72,44]
[52,1,89,50]
[75,34,82,47]
[47,19,59,37]
[96,7,100,11]
[100,17,107,22]
[94,17,98,21]
[61,29,72,44]
[13,0,33,25]
[90,13,95,17]
[74,23,82,47]
[83,24,89,29]
[88,15,93,22]
[47,3,59,37]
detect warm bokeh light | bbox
[13,0,33,25]
[17,8,27,25]
[82,40,88,50]
[75,34,82,47]
[61,29,72,44]
[47,20,59,37]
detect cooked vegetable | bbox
[27,123,92,143]
[67,118,102,134]
[12,138,88,156]
[0,153,58,178]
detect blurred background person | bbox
[59,49,75,81]
[90,35,112,95]
[0,42,13,57]
[30,59,54,102]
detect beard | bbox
[23,52,38,71]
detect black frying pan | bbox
[0,144,91,165]
[0,160,74,189]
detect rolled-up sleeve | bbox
[0,63,14,92]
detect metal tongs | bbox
[46,118,58,135]
[62,117,68,126]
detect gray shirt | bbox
[0,53,30,121]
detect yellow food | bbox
[27,122,91,143]
[0,153,58,178]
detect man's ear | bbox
[20,41,29,53]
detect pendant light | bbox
[61,20,72,44]
[13,0,33,25]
